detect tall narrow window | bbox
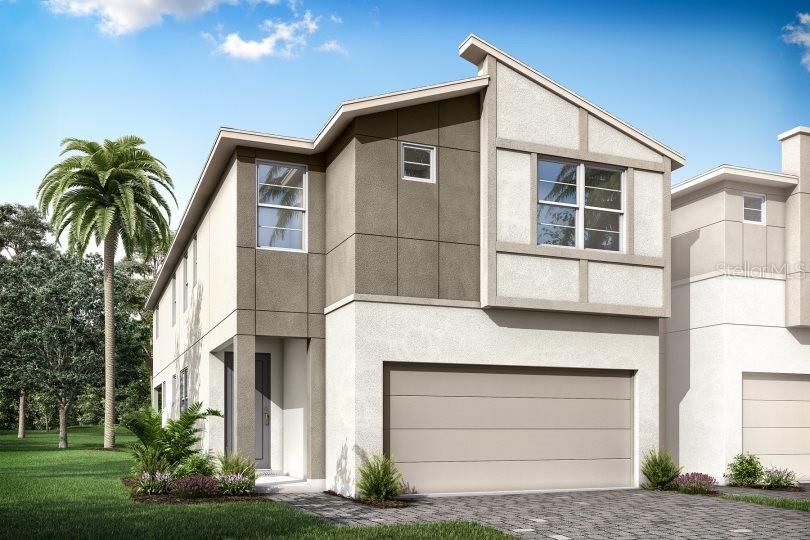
[183,252,188,312]
[743,193,765,224]
[154,307,159,339]
[154,384,163,412]
[537,158,624,252]
[172,374,177,414]
[192,236,197,286]
[257,161,306,250]
[171,278,176,326]
[179,367,189,413]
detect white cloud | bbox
[44,0,281,35]
[316,39,347,55]
[783,12,810,71]
[217,10,318,60]
[330,13,342,24]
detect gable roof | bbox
[671,164,798,201]
[458,34,686,170]
[144,76,488,309]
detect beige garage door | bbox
[743,373,810,481]
[383,363,634,494]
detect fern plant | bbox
[217,453,257,483]
[356,453,403,502]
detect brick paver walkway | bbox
[271,488,810,539]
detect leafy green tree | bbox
[0,204,53,438]
[2,254,105,448]
[38,136,175,448]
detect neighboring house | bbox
[664,127,810,483]
[146,34,683,495]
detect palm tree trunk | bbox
[58,401,69,449]
[17,392,25,439]
[103,230,117,449]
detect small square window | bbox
[743,193,765,224]
[401,143,436,183]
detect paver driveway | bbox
[272,489,810,539]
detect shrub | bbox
[725,454,764,487]
[170,474,220,498]
[356,453,403,502]
[641,449,682,490]
[137,471,173,495]
[673,472,717,494]
[173,452,215,478]
[131,444,170,477]
[217,473,254,495]
[763,467,797,489]
[217,453,257,483]
[123,401,221,469]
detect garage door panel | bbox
[743,373,810,401]
[743,427,810,455]
[742,400,810,428]
[387,395,631,430]
[398,459,632,494]
[387,428,632,462]
[754,455,810,482]
[387,367,631,399]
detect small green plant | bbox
[217,453,257,483]
[640,449,681,490]
[725,454,764,486]
[217,473,254,495]
[137,472,173,494]
[131,445,170,476]
[672,472,717,494]
[763,467,797,489]
[173,452,215,478]
[356,453,403,502]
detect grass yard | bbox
[0,427,506,539]
[720,493,810,512]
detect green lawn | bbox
[0,427,506,539]
[720,493,810,512]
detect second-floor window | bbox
[401,142,436,183]
[183,252,188,312]
[171,278,176,326]
[537,158,624,252]
[743,193,765,224]
[257,161,307,251]
[179,367,188,413]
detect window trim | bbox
[401,142,437,183]
[256,159,308,253]
[179,367,188,413]
[537,157,625,253]
[742,192,766,225]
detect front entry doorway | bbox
[255,353,272,469]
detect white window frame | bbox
[179,367,188,413]
[743,192,766,225]
[154,307,159,339]
[256,159,308,253]
[401,142,436,183]
[537,158,625,253]
[182,252,188,312]
[171,278,176,326]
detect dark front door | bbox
[255,353,272,469]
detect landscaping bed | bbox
[324,490,409,509]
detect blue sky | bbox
[1,0,808,227]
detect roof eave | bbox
[671,165,798,200]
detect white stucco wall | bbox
[496,63,579,149]
[664,274,810,481]
[496,253,579,301]
[496,149,532,243]
[325,301,661,496]
[283,338,308,478]
[588,262,663,307]
[588,116,663,163]
[633,171,664,258]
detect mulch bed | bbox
[122,477,265,504]
[323,490,409,508]
[132,493,266,504]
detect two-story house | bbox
[664,127,810,483]
[145,35,684,496]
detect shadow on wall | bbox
[666,228,699,464]
[788,326,810,346]
[332,441,368,495]
[485,308,659,336]
[169,285,204,416]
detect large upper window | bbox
[743,193,765,224]
[537,158,623,252]
[257,161,307,251]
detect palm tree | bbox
[38,136,175,448]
